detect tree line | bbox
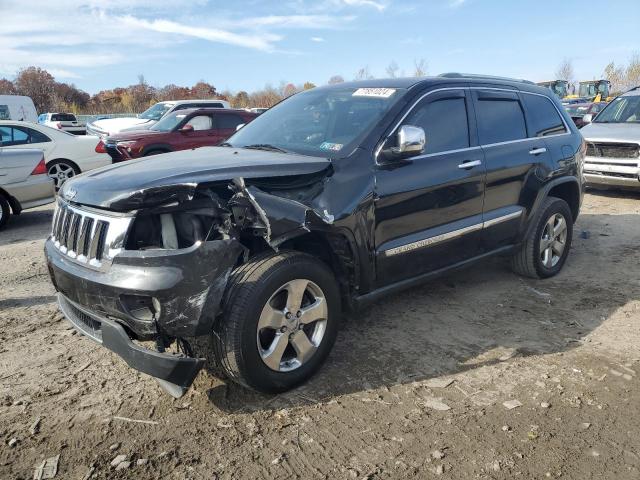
[0,67,320,115]
[2,56,638,116]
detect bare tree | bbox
[604,61,626,94]
[386,61,399,78]
[354,66,373,80]
[328,75,345,84]
[626,52,640,89]
[413,58,427,77]
[555,58,575,83]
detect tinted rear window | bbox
[216,114,246,129]
[51,113,76,121]
[476,95,527,145]
[522,94,566,137]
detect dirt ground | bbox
[1,191,639,480]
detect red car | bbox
[100,108,257,161]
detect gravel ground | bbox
[0,191,639,479]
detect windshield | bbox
[594,96,640,123]
[579,83,597,98]
[150,112,187,132]
[551,83,568,98]
[565,105,590,116]
[138,103,173,121]
[227,87,404,158]
[51,113,76,121]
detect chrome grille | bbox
[50,200,133,269]
[586,142,640,159]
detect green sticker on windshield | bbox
[320,142,343,151]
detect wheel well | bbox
[144,148,171,156]
[0,188,20,214]
[48,158,81,173]
[548,181,580,222]
[278,231,359,309]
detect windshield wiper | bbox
[243,144,289,154]
[219,142,232,147]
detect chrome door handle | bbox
[529,147,547,155]
[458,159,482,169]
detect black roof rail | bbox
[438,72,536,85]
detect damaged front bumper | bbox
[45,235,243,396]
[57,293,203,397]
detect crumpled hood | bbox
[90,117,155,135]
[580,122,640,144]
[61,146,331,211]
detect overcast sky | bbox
[1,0,638,94]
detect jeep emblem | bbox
[63,188,77,201]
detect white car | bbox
[0,121,111,190]
[38,112,86,135]
[86,99,231,137]
[0,148,55,229]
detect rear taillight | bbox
[31,156,47,175]
[56,122,62,129]
[95,140,107,153]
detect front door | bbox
[374,89,486,287]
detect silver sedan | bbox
[0,148,55,229]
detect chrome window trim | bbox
[375,86,571,162]
[381,208,523,257]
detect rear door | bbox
[471,89,552,250]
[374,88,487,286]
[213,113,248,145]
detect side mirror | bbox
[582,114,593,125]
[236,123,245,131]
[391,125,426,157]
[179,124,194,134]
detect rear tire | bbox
[511,196,573,279]
[0,195,10,229]
[47,160,80,191]
[212,251,340,393]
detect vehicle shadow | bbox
[585,187,640,201]
[202,211,640,413]
[0,295,57,309]
[0,204,54,247]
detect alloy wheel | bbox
[540,213,567,268]
[256,279,328,372]
[48,162,76,189]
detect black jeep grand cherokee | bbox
[46,74,585,397]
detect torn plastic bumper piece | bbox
[57,293,204,397]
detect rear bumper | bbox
[58,293,204,397]
[4,174,55,212]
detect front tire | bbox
[212,251,340,393]
[511,196,573,279]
